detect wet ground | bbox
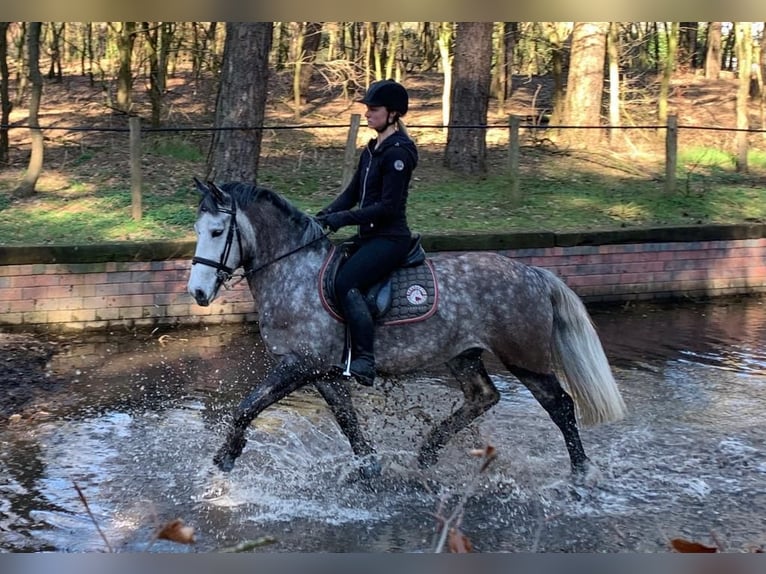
[1,295,765,553]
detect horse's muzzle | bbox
[192,289,211,306]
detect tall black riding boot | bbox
[341,288,376,386]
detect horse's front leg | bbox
[214,354,314,472]
[314,378,381,480]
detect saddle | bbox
[319,234,439,326]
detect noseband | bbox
[191,200,246,286]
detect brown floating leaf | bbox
[448,527,474,553]
[670,538,718,553]
[157,518,196,544]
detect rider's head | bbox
[360,79,409,132]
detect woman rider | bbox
[316,79,418,386]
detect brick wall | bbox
[1,226,764,332]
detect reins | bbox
[192,199,330,290]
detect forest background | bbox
[0,21,764,245]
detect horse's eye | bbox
[212,229,223,238]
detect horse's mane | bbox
[215,181,325,243]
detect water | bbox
[1,296,765,553]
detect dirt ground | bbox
[1,69,763,422]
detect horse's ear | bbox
[193,177,207,196]
[207,181,227,204]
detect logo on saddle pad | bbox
[319,245,439,326]
[406,284,428,305]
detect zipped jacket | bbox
[321,131,418,238]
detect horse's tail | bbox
[538,267,626,426]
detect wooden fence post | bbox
[664,113,677,194]
[129,116,142,221]
[508,115,521,203]
[340,114,361,191]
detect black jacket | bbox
[321,131,418,238]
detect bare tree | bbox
[207,22,273,183]
[15,22,42,197]
[444,22,493,175]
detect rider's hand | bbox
[316,213,343,232]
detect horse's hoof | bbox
[572,459,602,487]
[213,449,236,473]
[417,448,438,469]
[358,458,382,480]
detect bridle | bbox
[191,200,247,288]
[192,197,330,290]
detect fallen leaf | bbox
[157,518,196,544]
[448,527,473,553]
[670,538,718,553]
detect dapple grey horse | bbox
[186,180,626,482]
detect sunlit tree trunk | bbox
[15,22,42,197]
[437,22,453,134]
[658,22,678,127]
[13,22,27,107]
[444,21,493,175]
[384,22,401,80]
[607,22,621,146]
[760,22,766,138]
[704,22,722,79]
[207,22,273,183]
[735,22,752,173]
[560,22,609,147]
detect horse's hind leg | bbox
[314,378,381,479]
[507,365,593,480]
[418,348,500,468]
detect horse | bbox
[186,179,626,483]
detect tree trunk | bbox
[658,22,678,127]
[545,22,572,126]
[207,22,273,183]
[384,22,401,80]
[0,22,11,167]
[735,22,752,173]
[46,23,64,82]
[299,22,323,101]
[607,22,621,146]
[705,22,722,79]
[560,22,609,147]
[678,22,698,71]
[112,22,136,114]
[142,22,162,127]
[761,22,766,137]
[15,22,43,197]
[437,22,452,133]
[444,22,493,175]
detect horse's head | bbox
[187,178,245,306]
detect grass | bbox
[1,140,765,246]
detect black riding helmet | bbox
[360,79,408,116]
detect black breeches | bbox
[335,235,410,300]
